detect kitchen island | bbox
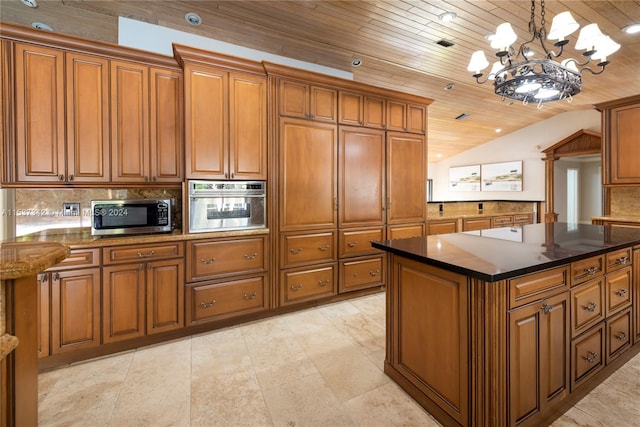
[372,222,640,427]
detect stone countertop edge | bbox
[0,334,19,359]
[427,210,533,221]
[0,242,70,281]
[592,215,640,223]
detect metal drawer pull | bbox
[347,242,358,248]
[318,245,330,251]
[615,289,627,297]
[615,332,627,341]
[614,256,629,265]
[244,253,257,259]
[290,248,303,254]
[318,279,330,287]
[200,257,216,264]
[137,250,156,258]
[583,351,598,364]
[369,270,380,276]
[541,303,553,314]
[200,299,216,308]
[243,291,257,300]
[583,302,597,312]
[581,266,598,276]
[290,284,303,291]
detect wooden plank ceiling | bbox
[2,0,639,162]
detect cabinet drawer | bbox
[606,308,632,363]
[570,278,605,337]
[571,323,604,390]
[605,266,632,317]
[605,247,632,273]
[492,215,513,227]
[461,217,491,232]
[49,248,100,270]
[339,256,384,293]
[281,264,336,306]
[104,242,183,264]
[339,228,384,257]
[186,275,267,325]
[187,237,266,282]
[387,223,424,240]
[513,213,533,224]
[570,255,604,287]
[280,232,336,268]
[508,266,569,309]
[428,219,458,235]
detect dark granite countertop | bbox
[372,222,640,282]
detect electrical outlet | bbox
[62,202,80,216]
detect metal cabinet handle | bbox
[615,289,627,297]
[583,302,597,312]
[290,248,303,254]
[541,303,554,314]
[201,257,216,264]
[144,176,149,182]
[38,273,48,283]
[243,292,257,300]
[318,279,330,287]
[68,174,74,181]
[317,245,329,251]
[290,284,303,291]
[614,256,629,265]
[615,332,627,341]
[583,351,598,364]
[347,242,358,248]
[58,174,64,181]
[52,272,60,281]
[369,270,380,277]
[244,253,257,259]
[576,266,598,279]
[137,250,156,258]
[200,299,216,308]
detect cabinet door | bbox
[338,92,363,126]
[102,263,145,343]
[149,67,183,183]
[50,268,101,354]
[339,126,385,227]
[279,117,337,231]
[310,86,337,122]
[363,96,386,129]
[37,273,50,358]
[66,52,110,183]
[634,249,640,344]
[110,60,149,183]
[387,132,426,224]
[147,259,184,335]
[229,72,267,180]
[14,43,65,182]
[386,101,407,132]
[407,104,427,134]
[509,292,569,426]
[184,65,227,179]
[279,79,309,118]
[609,103,640,184]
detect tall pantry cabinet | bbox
[265,62,431,308]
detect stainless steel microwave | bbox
[90,199,172,236]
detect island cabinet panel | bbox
[386,132,426,225]
[508,291,570,426]
[605,308,632,363]
[571,323,604,390]
[508,265,569,309]
[390,258,469,426]
[570,277,605,337]
[634,248,640,344]
[604,266,632,317]
[570,254,604,287]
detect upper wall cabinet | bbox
[174,45,267,180]
[13,44,110,184]
[387,101,427,134]
[279,79,337,123]
[597,95,640,185]
[338,92,385,129]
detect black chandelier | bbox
[467,0,620,108]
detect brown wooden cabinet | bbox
[279,117,338,231]
[181,61,266,180]
[387,132,426,225]
[338,91,385,128]
[462,217,491,231]
[386,100,426,134]
[428,219,458,235]
[279,78,337,122]
[102,243,184,343]
[634,248,640,344]
[597,95,640,185]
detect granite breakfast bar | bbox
[372,222,640,427]
[0,241,69,427]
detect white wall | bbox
[429,109,601,201]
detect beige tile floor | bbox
[39,292,640,427]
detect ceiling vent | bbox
[436,39,455,48]
[455,113,470,121]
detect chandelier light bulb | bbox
[590,36,620,62]
[515,80,542,94]
[576,23,605,51]
[490,23,518,51]
[548,11,579,41]
[487,62,506,80]
[467,51,489,74]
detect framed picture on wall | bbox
[481,161,523,191]
[449,165,480,191]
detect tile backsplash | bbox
[610,187,640,216]
[14,188,182,236]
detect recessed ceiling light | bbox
[444,83,455,91]
[20,0,37,7]
[495,128,502,133]
[438,12,457,23]
[351,58,362,67]
[185,12,202,26]
[436,154,442,158]
[622,24,640,34]
[32,22,53,31]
